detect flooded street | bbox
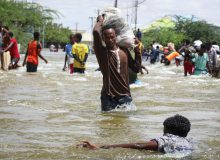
[0,50,220,160]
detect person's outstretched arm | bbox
[22,50,28,66]
[126,44,142,73]
[2,41,14,53]
[82,53,88,63]
[72,54,82,63]
[77,140,158,151]
[63,54,68,71]
[93,15,105,66]
[37,42,48,64]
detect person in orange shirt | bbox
[164,43,180,65]
[22,32,48,72]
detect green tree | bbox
[0,0,72,53]
[142,27,185,49]
[142,15,220,49]
[174,15,220,44]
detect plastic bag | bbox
[102,7,135,47]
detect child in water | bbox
[183,47,195,76]
[77,114,193,154]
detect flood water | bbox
[0,50,220,160]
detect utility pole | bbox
[75,22,78,33]
[126,8,129,24]
[134,0,138,32]
[134,0,146,31]
[97,9,100,16]
[89,17,94,30]
[114,0,118,8]
[89,17,94,45]
[42,25,45,48]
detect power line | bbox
[120,0,147,10]
[138,0,146,5]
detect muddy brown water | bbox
[0,50,220,159]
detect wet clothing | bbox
[0,32,2,51]
[153,134,193,154]
[194,53,209,75]
[26,40,41,72]
[136,30,142,40]
[27,40,41,65]
[183,53,195,76]
[128,47,138,84]
[26,62,37,72]
[2,34,10,49]
[65,43,74,66]
[72,43,88,69]
[11,57,19,66]
[207,48,217,73]
[93,22,141,111]
[9,38,20,59]
[150,48,160,64]
[166,51,180,62]
[74,67,85,73]
[184,61,194,75]
[101,94,132,111]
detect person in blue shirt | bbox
[136,28,142,40]
[150,45,160,64]
[63,34,75,73]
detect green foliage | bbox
[142,27,186,49]
[142,15,220,49]
[45,22,72,47]
[0,0,72,53]
[174,16,220,43]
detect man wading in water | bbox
[93,15,141,111]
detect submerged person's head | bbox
[163,114,191,137]
[34,32,40,40]
[101,26,117,49]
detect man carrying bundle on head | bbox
[93,7,142,112]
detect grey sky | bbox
[31,0,220,32]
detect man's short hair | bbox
[200,43,206,50]
[34,32,40,39]
[8,32,13,37]
[75,33,82,42]
[69,34,75,39]
[205,42,212,50]
[163,114,191,137]
[101,25,115,35]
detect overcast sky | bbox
[30,0,220,32]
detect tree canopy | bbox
[0,0,72,53]
[142,15,220,49]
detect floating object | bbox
[2,51,11,70]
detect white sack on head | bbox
[102,7,135,47]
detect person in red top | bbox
[1,32,20,69]
[22,32,48,72]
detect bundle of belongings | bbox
[101,7,135,48]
